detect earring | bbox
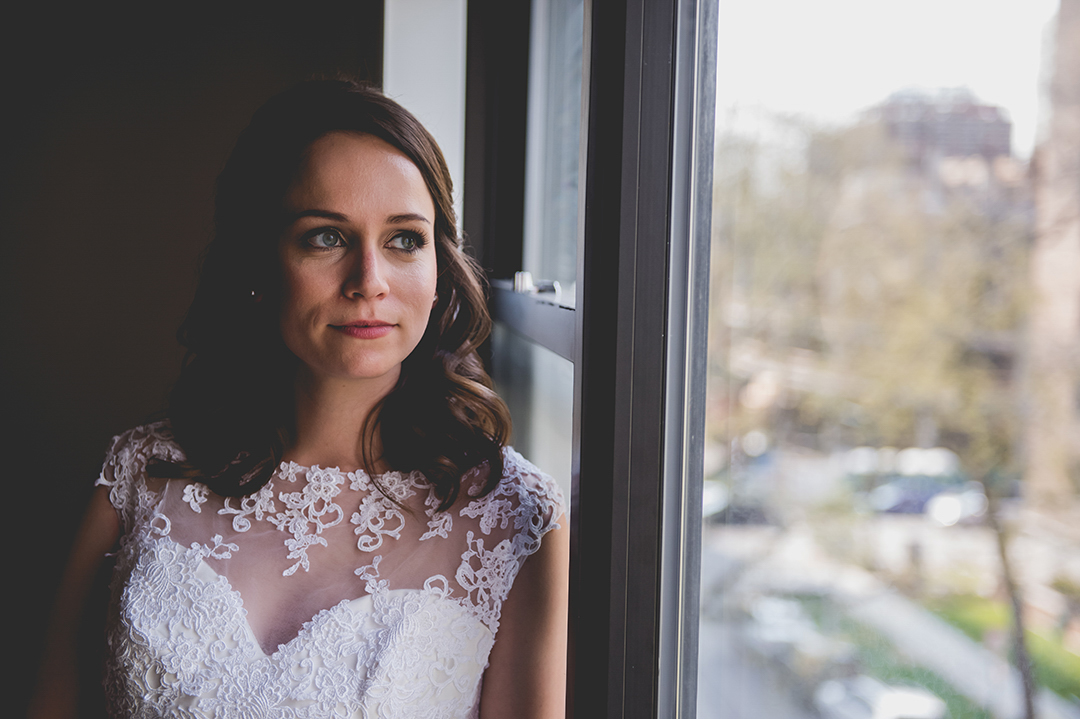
[432,293,439,307]
[249,289,263,303]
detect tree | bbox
[711,114,1031,476]
[709,109,1040,713]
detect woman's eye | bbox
[388,232,423,252]
[307,229,345,249]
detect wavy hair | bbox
[149,80,511,510]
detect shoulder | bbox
[458,447,565,553]
[498,446,565,522]
[97,420,185,482]
[95,421,184,524]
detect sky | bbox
[716,0,1060,158]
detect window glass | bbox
[522,0,584,305]
[700,2,1079,718]
[491,322,574,507]
[489,0,583,509]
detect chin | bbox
[335,362,404,384]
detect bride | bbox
[30,80,568,719]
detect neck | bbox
[287,366,401,472]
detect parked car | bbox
[865,475,963,514]
[925,481,988,526]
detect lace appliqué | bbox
[350,557,491,716]
[270,465,347,575]
[355,555,387,592]
[183,482,209,512]
[195,534,239,560]
[460,494,515,534]
[97,424,564,719]
[452,448,564,632]
[351,469,433,551]
[214,463,351,576]
[352,493,407,552]
[420,486,454,541]
[219,483,278,531]
[455,531,519,632]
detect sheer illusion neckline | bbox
[97,422,563,718]
[274,459,414,481]
[192,549,457,657]
[193,547,372,657]
[272,459,423,488]
[176,460,437,577]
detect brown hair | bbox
[151,80,510,510]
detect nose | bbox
[342,246,390,299]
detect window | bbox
[698,3,1079,718]
[464,0,718,716]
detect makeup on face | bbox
[277,131,439,386]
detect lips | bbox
[332,321,395,339]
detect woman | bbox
[30,80,568,719]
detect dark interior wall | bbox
[4,3,383,713]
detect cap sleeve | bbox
[450,447,565,632]
[500,446,565,556]
[95,422,184,533]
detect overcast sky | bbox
[716,0,1060,158]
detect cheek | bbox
[277,267,329,334]
[401,256,439,309]
[278,272,307,324]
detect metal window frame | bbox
[463,0,716,715]
[570,0,715,717]
[490,281,576,362]
[662,0,716,713]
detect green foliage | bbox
[926,594,1080,701]
[710,113,1031,472]
[793,594,992,719]
[925,593,1009,642]
[1051,575,1080,600]
[843,619,993,719]
[1027,632,1080,703]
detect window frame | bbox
[462,0,716,715]
[571,1,716,716]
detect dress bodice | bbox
[97,422,564,719]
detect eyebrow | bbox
[286,209,432,225]
[386,212,432,225]
[288,209,349,223]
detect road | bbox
[697,620,818,719]
[696,521,1080,719]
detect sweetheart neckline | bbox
[172,537,485,658]
[193,554,375,657]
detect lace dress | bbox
[96,422,564,719]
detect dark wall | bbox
[3,3,383,713]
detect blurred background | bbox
[698,1,1080,718]
[2,4,383,714]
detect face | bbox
[278,131,439,387]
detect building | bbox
[875,87,1012,166]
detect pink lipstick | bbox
[333,321,394,339]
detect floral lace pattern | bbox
[97,422,563,719]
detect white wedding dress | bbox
[96,422,564,718]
